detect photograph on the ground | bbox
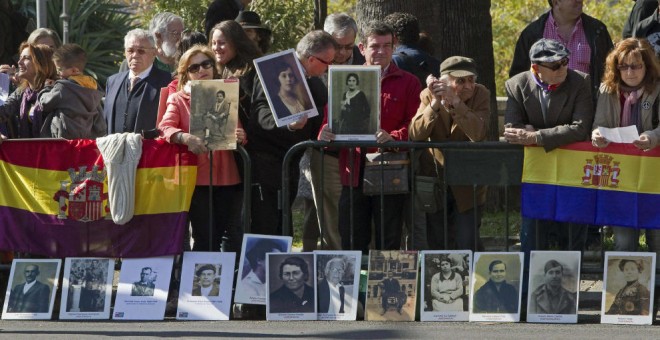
[469,252,523,322]
[60,258,114,320]
[253,49,318,127]
[266,253,317,321]
[601,252,656,325]
[177,251,236,320]
[365,250,419,321]
[327,65,380,140]
[420,250,472,322]
[189,79,239,150]
[527,251,580,323]
[234,234,292,305]
[314,251,362,321]
[113,256,174,320]
[2,259,61,320]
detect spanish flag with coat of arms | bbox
[522,142,660,229]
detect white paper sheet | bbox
[598,125,640,143]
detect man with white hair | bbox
[104,28,172,134]
[119,12,184,73]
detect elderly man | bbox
[104,29,172,135]
[324,13,365,66]
[269,256,315,313]
[409,56,490,251]
[131,267,155,296]
[320,21,421,252]
[192,264,220,297]
[248,30,336,237]
[7,264,50,313]
[509,0,612,98]
[317,258,353,314]
[529,260,577,314]
[504,38,593,264]
[119,12,184,73]
[473,260,518,313]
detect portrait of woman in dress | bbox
[606,259,651,315]
[430,256,464,312]
[269,61,311,119]
[336,72,370,134]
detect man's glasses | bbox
[617,63,644,71]
[187,59,215,74]
[125,47,155,55]
[313,55,333,66]
[539,58,569,71]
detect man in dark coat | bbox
[473,260,518,313]
[529,260,577,314]
[7,264,50,313]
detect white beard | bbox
[162,39,177,58]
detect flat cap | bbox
[529,38,570,63]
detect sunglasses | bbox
[617,63,644,71]
[187,59,215,74]
[539,58,569,71]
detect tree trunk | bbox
[356,0,507,211]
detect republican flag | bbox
[0,139,196,257]
[521,142,660,229]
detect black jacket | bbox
[509,11,613,99]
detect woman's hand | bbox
[288,114,308,130]
[633,134,654,151]
[181,133,208,155]
[319,125,335,142]
[591,129,609,148]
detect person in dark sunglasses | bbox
[158,44,247,253]
[504,38,594,290]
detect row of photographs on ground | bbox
[2,233,656,325]
[184,49,382,152]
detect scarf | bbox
[531,66,561,93]
[619,84,643,132]
[18,86,44,138]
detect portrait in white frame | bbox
[328,65,380,140]
[266,252,317,321]
[314,250,362,321]
[420,250,472,322]
[469,252,523,322]
[2,259,61,320]
[527,251,581,324]
[59,257,114,320]
[112,256,174,320]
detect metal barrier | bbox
[281,140,524,251]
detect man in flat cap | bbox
[409,56,490,251]
[528,259,577,314]
[504,38,593,284]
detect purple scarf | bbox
[619,84,643,133]
[18,87,44,138]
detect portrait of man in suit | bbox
[192,264,220,297]
[131,267,155,297]
[317,257,353,314]
[7,264,50,313]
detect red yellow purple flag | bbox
[0,139,196,257]
[522,142,660,229]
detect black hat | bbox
[529,38,570,64]
[235,11,271,33]
[440,56,477,77]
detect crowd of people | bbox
[2,0,660,313]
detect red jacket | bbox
[323,63,422,187]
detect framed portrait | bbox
[190,79,239,150]
[527,251,580,323]
[469,252,523,322]
[59,258,114,320]
[176,251,236,320]
[0,72,9,105]
[234,233,293,305]
[266,252,317,321]
[2,259,61,320]
[365,250,419,321]
[112,256,174,320]
[327,65,380,141]
[314,250,362,321]
[601,252,656,325]
[253,49,318,127]
[420,250,472,322]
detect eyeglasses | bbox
[187,59,215,74]
[617,63,644,71]
[539,58,569,71]
[125,47,155,55]
[313,55,333,66]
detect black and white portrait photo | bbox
[60,258,114,320]
[527,251,580,323]
[190,79,239,150]
[470,252,523,322]
[328,65,380,140]
[365,250,419,322]
[266,253,317,320]
[315,251,361,321]
[2,259,61,320]
[602,252,656,325]
[177,252,236,320]
[421,251,471,322]
[192,263,221,297]
[113,256,174,320]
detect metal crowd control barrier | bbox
[281,140,524,251]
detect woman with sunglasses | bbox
[0,43,57,143]
[159,45,246,252]
[591,37,660,254]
